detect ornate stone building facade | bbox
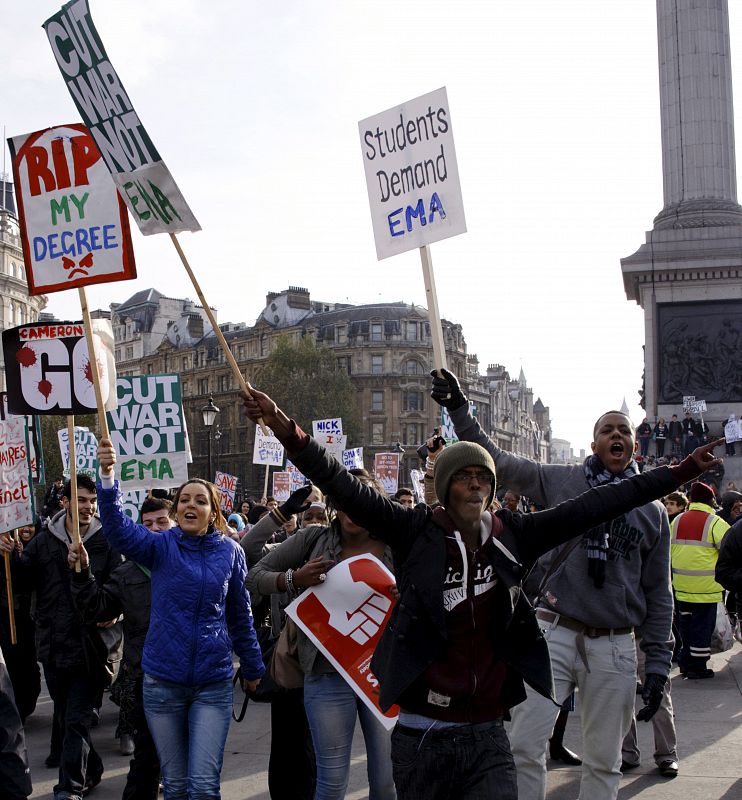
[0,181,47,391]
[101,286,551,499]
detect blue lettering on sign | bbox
[33,225,120,262]
[387,192,447,238]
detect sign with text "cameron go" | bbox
[8,124,136,295]
[359,87,466,260]
[44,0,200,236]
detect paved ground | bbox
[25,642,742,799]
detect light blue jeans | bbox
[143,674,233,800]
[303,672,396,800]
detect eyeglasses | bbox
[450,470,494,486]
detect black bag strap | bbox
[535,536,583,608]
[232,671,249,722]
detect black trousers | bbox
[121,678,160,800]
[44,665,103,798]
[269,688,315,800]
[0,646,32,800]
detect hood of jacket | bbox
[46,507,102,546]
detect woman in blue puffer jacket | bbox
[95,437,264,800]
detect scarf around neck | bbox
[581,454,638,588]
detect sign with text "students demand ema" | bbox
[44,0,200,236]
[359,87,466,260]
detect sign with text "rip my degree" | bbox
[8,124,136,295]
[359,87,466,260]
[44,0,200,236]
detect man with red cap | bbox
[671,481,729,678]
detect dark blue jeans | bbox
[391,720,517,800]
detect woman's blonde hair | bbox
[170,479,228,533]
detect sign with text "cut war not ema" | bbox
[106,374,188,490]
[359,87,466,260]
[7,124,136,295]
[44,0,200,235]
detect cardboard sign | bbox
[689,400,707,414]
[44,1,200,236]
[682,395,696,412]
[272,472,291,503]
[0,394,44,485]
[409,468,425,504]
[58,426,98,478]
[215,471,238,514]
[106,374,188,489]
[374,452,400,495]
[120,489,149,523]
[0,416,35,534]
[2,320,116,415]
[286,555,399,729]
[312,418,343,438]
[7,123,136,295]
[359,87,466,260]
[343,447,364,470]
[252,427,285,467]
[725,418,742,444]
[285,461,307,493]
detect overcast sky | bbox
[4,1,740,452]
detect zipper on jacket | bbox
[187,539,207,686]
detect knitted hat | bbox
[689,482,716,507]
[434,442,496,507]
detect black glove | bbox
[636,672,666,721]
[275,484,314,520]
[430,368,467,411]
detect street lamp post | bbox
[200,395,220,481]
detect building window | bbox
[182,357,189,370]
[183,381,189,395]
[402,423,422,445]
[237,345,245,360]
[198,378,209,395]
[405,321,418,340]
[337,356,351,373]
[403,390,424,411]
[371,355,383,374]
[371,391,384,412]
[370,322,383,342]
[217,374,232,392]
[260,335,267,357]
[405,359,422,375]
[336,325,346,344]
[115,349,121,362]
[371,422,385,445]
[125,346,134,359]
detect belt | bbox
[536,609,633,639]
[396,719,503,741]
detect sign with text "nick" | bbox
[359,87,466,260]
[44,0,200,236]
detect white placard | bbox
[359,87,466,260]
[253,427,285,467]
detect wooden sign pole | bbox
[169,234,268,434]
[3,546,16,645]
[78,287,111,440]
[419,245,448,372]
[67,416,82,573]
[263,465,270,501]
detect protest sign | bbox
[2,320,116,415]
[689,400,707,414]
[725,418,742,444]
[7,123,136,295]
[272,472,291,503]
[374,453,400,495]
[120,489,150,523]
[43,1,200,236]
[106,374,188,490]
[252,428,284,467]
[0,394,44,485]
[410,468,425,504]
[58,426,98,479]
[285,461,307,493]
[286,555,399,729]
[312,418,343,438]
[682,396,695,412]
[343,447,364,470]
[215,471,238,514]
[0,416,35,533]
[359,87,466,260]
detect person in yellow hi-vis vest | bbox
[671,482,730,679]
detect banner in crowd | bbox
[253,427,284,467]
[58,425,98,479]
[0,416,35,533]
[358,86,466,259]
[286,555,399,729]
[343,447,364,470]
[0,393,44,485]
[312,418,346,461]
[7,123,136,295]
[286,461,307,493]
[106,374,187,490]
[272,472,291,503]
[374,452,399,495]
[215,471,238,514]
[2,320,117,415]
[120,489,150,523]
[725,417,742,443]
[43,1,200,236]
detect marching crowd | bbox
[0,371,740,800]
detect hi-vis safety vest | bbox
[670,503,729,603]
